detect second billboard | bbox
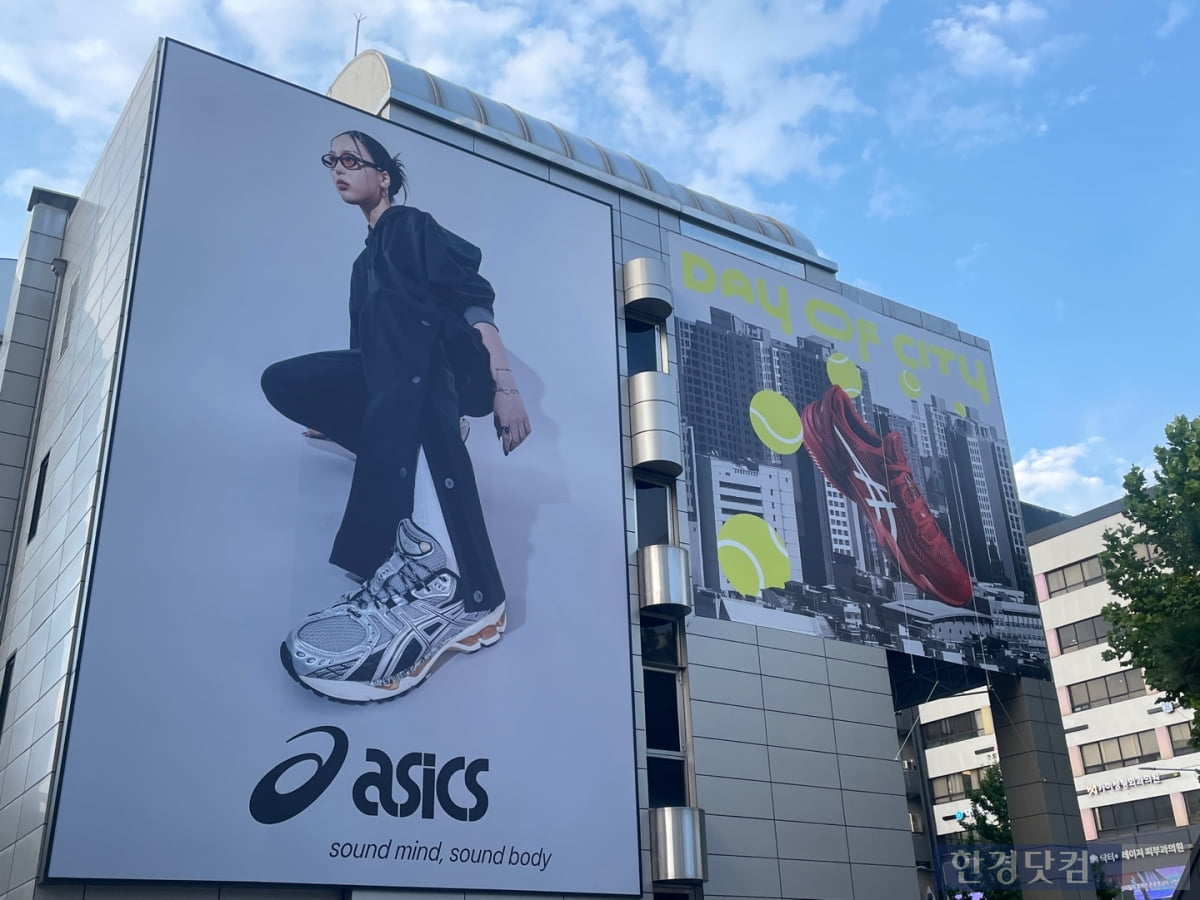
[671,232,1048,676]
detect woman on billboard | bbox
[261,130,530,704]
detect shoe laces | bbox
[884,445,941,542]
[342,555,440,612]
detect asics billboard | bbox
[47,42,639,893]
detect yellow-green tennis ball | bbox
[717,514,791,596]
[953,401,967,417]
[749,390,804,455]
[899,369,922,400]
[826,353,862,398]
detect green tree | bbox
[957,765,1023,900]
[948,765,1122,899]
[1101,415,1200,745]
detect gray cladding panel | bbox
[753,626,826,655]
[690,664,763,708]
[850,863,920,899]
[696,775,775,819]
[764,711,836,753]
[835,755,904,796]
[687,613,757,644]
[772,783,845,825]
[762,676,832,718]
[705,813,782,858]
[832,720,900,760]
[705,854,783,899]
[691,699,768,743]
[759,647,828,684]
[829,686,895,724]
[822,638,887,667]
[825,658,890,694]
[693,736,771,781]
[687,633,761,672]
[778,858,854,900]
[840,788,908,830]
[774,820,849,862]
[845,825,915,867]
[766,746,841,788]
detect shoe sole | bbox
[282,605,507,704]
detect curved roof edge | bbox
[329,51,833,270]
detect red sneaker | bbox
[800,385,973,607]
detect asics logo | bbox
[249,725,348,824]
[249,726,489,825]
[834,430,898,539]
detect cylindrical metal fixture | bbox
[629,370,681,476]
[622,257,673,319]
[638,544,692,617]
[650,806,707,883]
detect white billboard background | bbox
[48,44,639,893]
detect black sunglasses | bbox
[321,152,385,172]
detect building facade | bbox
[0,39,1086,900]
[917,499,1199,898]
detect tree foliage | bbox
[950,764,1121,899]
[958,764,1023,900]
[1101,415,1200,745]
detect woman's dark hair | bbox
[339,130,407,201]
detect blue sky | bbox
[1,0,1196,514]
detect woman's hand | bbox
[474,321,532,456]
[493,387,531,455]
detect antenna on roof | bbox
[353,13,367,57]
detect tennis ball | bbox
[899,369,922,400]
[953,401,967,417]
[749,390,804,455]
[826,353,862,398]
[717,514,791,596]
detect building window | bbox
[1044,555,1105,597]
[1094,795,1176,837]
[1185,790,1200,825]
[1169,722,1196,756]
[931,768,986,804]
[0,655,13,733]
[635,479,673,547]
[27,452,50,542]
[642,616,688,809]
[922,710,987,748]
[1068,669,1149,712]
[626,317,660,376]
[1056,614,1111,654]
[1079,730,1160,773]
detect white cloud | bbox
[0,0,892,248]
[1156,1,1192,37]
[2,167,85,204]
[962,1,1046,26]
[867,171,916,220]
[1013,439,1123,514]
[1061,85,1095,106]
[953,241,987,269]
[887,71,1036,153]
[931,13,1037,80]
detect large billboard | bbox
[671,232,1049,676]
[47,43,640,894]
